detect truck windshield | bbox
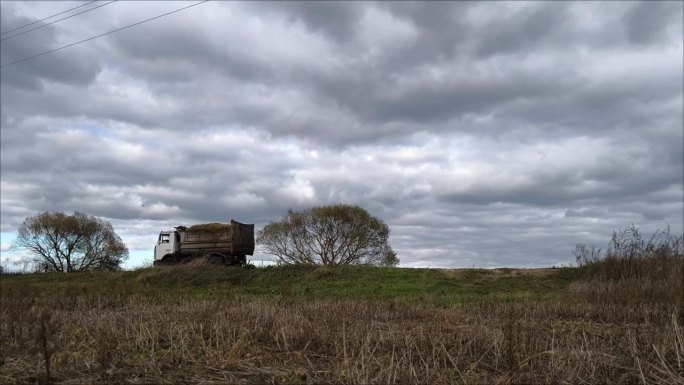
[159,233,170,244]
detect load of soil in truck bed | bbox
[187,223,230,232]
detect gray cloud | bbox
[257,1,365,44]
[473,3,572,58]
[1,1,681,269]
[0,4,101,90]
[624,1,683,45]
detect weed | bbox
[571,225,683,305]
[30,307,58,384]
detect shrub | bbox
[570,225,683,304]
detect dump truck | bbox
[153,220,254,266]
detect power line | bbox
[1,1,119,42]
[1,1,210,69]
[1,1,98,35]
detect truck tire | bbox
[207,254,224,264]
[155,254,179,265]
[225,255,246,266]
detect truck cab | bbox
[154,231,179,262]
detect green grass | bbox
[0,264,581,304]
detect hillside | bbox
[0,265,580,304]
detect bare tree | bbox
[13,211,128,272]
[257,204,398,266]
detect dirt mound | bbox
[188,223,230,232]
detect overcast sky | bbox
[1,1,682,269]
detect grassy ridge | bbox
[0,265,580,304]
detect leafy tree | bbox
[257,204,398,266]
[13,211,128,272]
[380,248,400,267]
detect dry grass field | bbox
[1,260,682,385]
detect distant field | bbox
[1,265,681,384]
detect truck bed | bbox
[178,220,254,256]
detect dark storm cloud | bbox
[0,4,101,89]
[367,69,572,124]
[624,1,683,45]
[1,1,681,269]
[259,1,365,44]
[377,1,471,63]
[473,2,571,58]
[107,21,272,84]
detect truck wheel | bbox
[158,254,179,265]
[207,254,224,264]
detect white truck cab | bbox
[154,231,179,262]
